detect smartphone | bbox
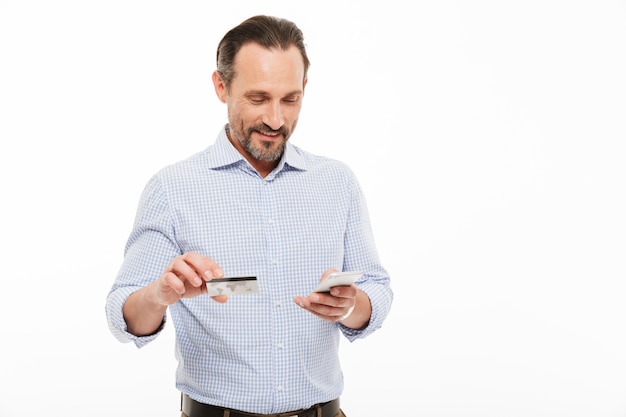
[313,271,362,293]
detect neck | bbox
[225,127,277,178]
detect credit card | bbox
[206,276,258,296]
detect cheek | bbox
[283,106,302,124]
[230,102,263,124]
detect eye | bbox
[249,96,265,104]
[283,96,300,104]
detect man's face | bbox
[218,43,306,163]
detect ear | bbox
[212,71,227,103]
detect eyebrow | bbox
[246,89,303,97]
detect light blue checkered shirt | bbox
[106,126,393,413]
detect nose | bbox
[262,101,284,130]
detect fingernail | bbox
[204,270,213,280]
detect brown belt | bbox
[181,393,340,417]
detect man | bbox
[106,15,393,417]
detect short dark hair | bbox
[216,15,310,89]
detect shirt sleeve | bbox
[338,170,394,341]
[105,173,180,347]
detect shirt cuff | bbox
[106,286,166,348]
[339,282,392,341]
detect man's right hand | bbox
[151,252,227,306]
[123,252,227,336]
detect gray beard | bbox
[241,137,285,161]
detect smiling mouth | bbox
[255,130,282,142]
[250,123,288,140]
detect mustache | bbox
[249,123,289,137]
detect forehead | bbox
[231,43,306,93]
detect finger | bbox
[303,301,344,321]
[211,295,229,304]
[302,291,355,320]
[294,296,310,308]
[169,256,204,287]
[181,252,224,282]
[330,284,357,298]
[162,272,186,295]
[320,268,340,282]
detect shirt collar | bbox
[206,124,308,173]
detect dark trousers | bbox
[181,409,346,417]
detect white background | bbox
[1,1,625,416]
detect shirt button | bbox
[277,342,284,349]
[277,385,284,392]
